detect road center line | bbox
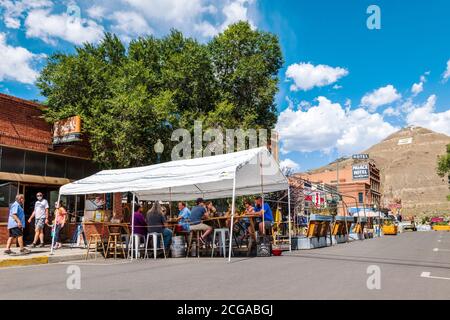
[433,248,450,252]
[421,272,450,281]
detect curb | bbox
[0,256,48,268]
[0,253,86,268]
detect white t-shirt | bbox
[34,199,49,219]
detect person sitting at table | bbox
[242,199,255,229]
[132,204,147,237]
[205,201,217,217]
[146,202,172,250]
[254,196,273,235]
[176,202,191,231]
[189,198,213,244]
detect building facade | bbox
[296,159,382,214]
[0,93,122,244]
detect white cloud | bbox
[110,11,153,42]
[194,0,256,37]
[24,9,104,45]
[122,0,255,38]
[276,96,398,155]
[2,1,257,42]
[406,95,450,136]
[443,59,450,82]
[0,0,52,29]
[411,82,423,96]
[411,73,428,96]
[383,107,400,117]
[0,33,44,84]
[360,84,401,112]
[280,158,300,171]
[86,5,106,21]
[285,62,348,91]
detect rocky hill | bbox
[311,126,450,217]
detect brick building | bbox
[296,159,382,214]
[0,93,122,245]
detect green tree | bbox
[437,144,450,195]
[209,21,283,129]
[37,22,283,169]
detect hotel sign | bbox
[352,164,369,180]
[352,154,369,160]
[352,153,369,160]
[53,116,82,144]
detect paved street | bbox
[1,231,450,300]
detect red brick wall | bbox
[0,224,8,245]
[0,93,91,159]
[113,193,123,219]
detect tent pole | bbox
[228,170,237,262]
[259,153,265,235]
[50,193,61,255]
[130,193,136,261]
[288,185,292,252]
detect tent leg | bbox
[288,185,292,252]
[50,194,61,255]
[130,193,136,261]
[228,171,237,262]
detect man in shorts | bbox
[4,194,30,255]
[28,192,49,248]
[189,198,213,244]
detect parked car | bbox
[399,220,417,231]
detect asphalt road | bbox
[1,231,450,299]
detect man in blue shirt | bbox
[254,196,273,235]
[189,198,213,244]
[177,202,191,231]
[5,194,30,255]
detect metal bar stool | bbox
[211,228,230,258]
[144,232,166,259]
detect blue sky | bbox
[0,0,449,171]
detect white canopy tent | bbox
[55,147,291,261]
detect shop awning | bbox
[348,207,382,218]
[59,147,288,200]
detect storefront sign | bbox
[53,116,82,144]
[352,164,369,180]
[352,153,369,160]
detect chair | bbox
[211,228,230,258]
[126,234,146,258]
[144,232,166,259]
[85,233,105,260]
[104,224,127,259]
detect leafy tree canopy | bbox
[37,22,283,169]
[437,144,450,177]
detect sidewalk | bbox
[0,245,88,268]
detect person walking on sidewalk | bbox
[52,201,67,250]
[4,194,30,255]
[28,192,49,248]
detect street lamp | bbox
[154,139,164,163]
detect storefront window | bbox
[0,147,25,174]
[24,151,46,176]
[46,154,66,178]
[66,158,84,180]
[0,181,17,207]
